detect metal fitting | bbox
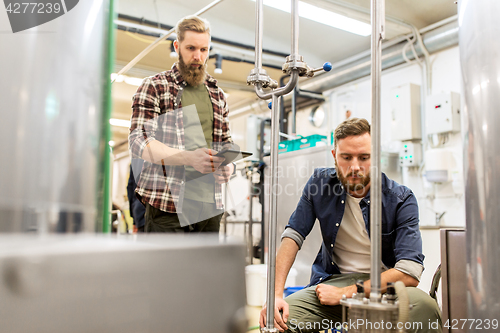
[247,68,278,89]
[282,54,309,76]
[260,328,279,333]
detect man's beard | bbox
[178,50,207,86]
[335,159,371,196]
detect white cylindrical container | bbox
[245,264,267,306]
[245,264,298,306]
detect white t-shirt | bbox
[332,194,386,274]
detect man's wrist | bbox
[343,285,357,298]
[182,150,193,167]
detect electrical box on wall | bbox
[426,92,461,134]
[390,83,422,141]
[399,142,422,167]
[425,149,456,183]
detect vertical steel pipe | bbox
[291,0,299,57]
[459,0,500,327]
[255,0,264,70]
[265,94,281,330]
[291,87,297,134]
[369,0,384,302]
[250,2,301,330]
[249,175,254,264]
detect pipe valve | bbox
[305,62,333,77]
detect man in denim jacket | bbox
[260,118,441,333]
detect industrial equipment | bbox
[246,1,332,331]
[340,1,409,331]
[459,0,500,329]
[0,235,247,333]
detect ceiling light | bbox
[170,42,178,58]
[111,73,124,82]
[109,118,131,128]
[214,53,223,74]
[111,73,144,86]
[124,77,144,86]
[251,0,371,36]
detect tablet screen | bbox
[215,149,252,165]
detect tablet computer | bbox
[215,149,253,165]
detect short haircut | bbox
[333,118,371,149]
[175,15,211,43]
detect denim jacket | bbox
[285,168,424,287]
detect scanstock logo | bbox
[4,0,79,33]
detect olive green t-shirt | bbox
[181,83,215,203]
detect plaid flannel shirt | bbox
[128,63,233,213]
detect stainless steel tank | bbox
[459,0,500,327]
[0,235,247,333]
[0,0,110,232]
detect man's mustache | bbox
[345,171,366,178]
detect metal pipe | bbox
[265,93,281,331]
[291,87,297,134]
[369,0,384,303]
[291,0,299,56]
[279,75,290,137]
[255,0,264,70]
[116,13,289,58]
[231,20,459,120]
[248,2,320,329]
[298,20,457,93]
[115,0,223,77]
[248,174,254,264]
[255,71,299,100]
[419,14,457,34]
[388,19,431,164]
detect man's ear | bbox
[331,149,336,160]
[174,40,179,53]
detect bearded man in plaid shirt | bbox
[128,15,234,233]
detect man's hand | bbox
[259,297,289,332]
[214,163,234,184]
[185,148,224,174]
[315,284,352,306]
